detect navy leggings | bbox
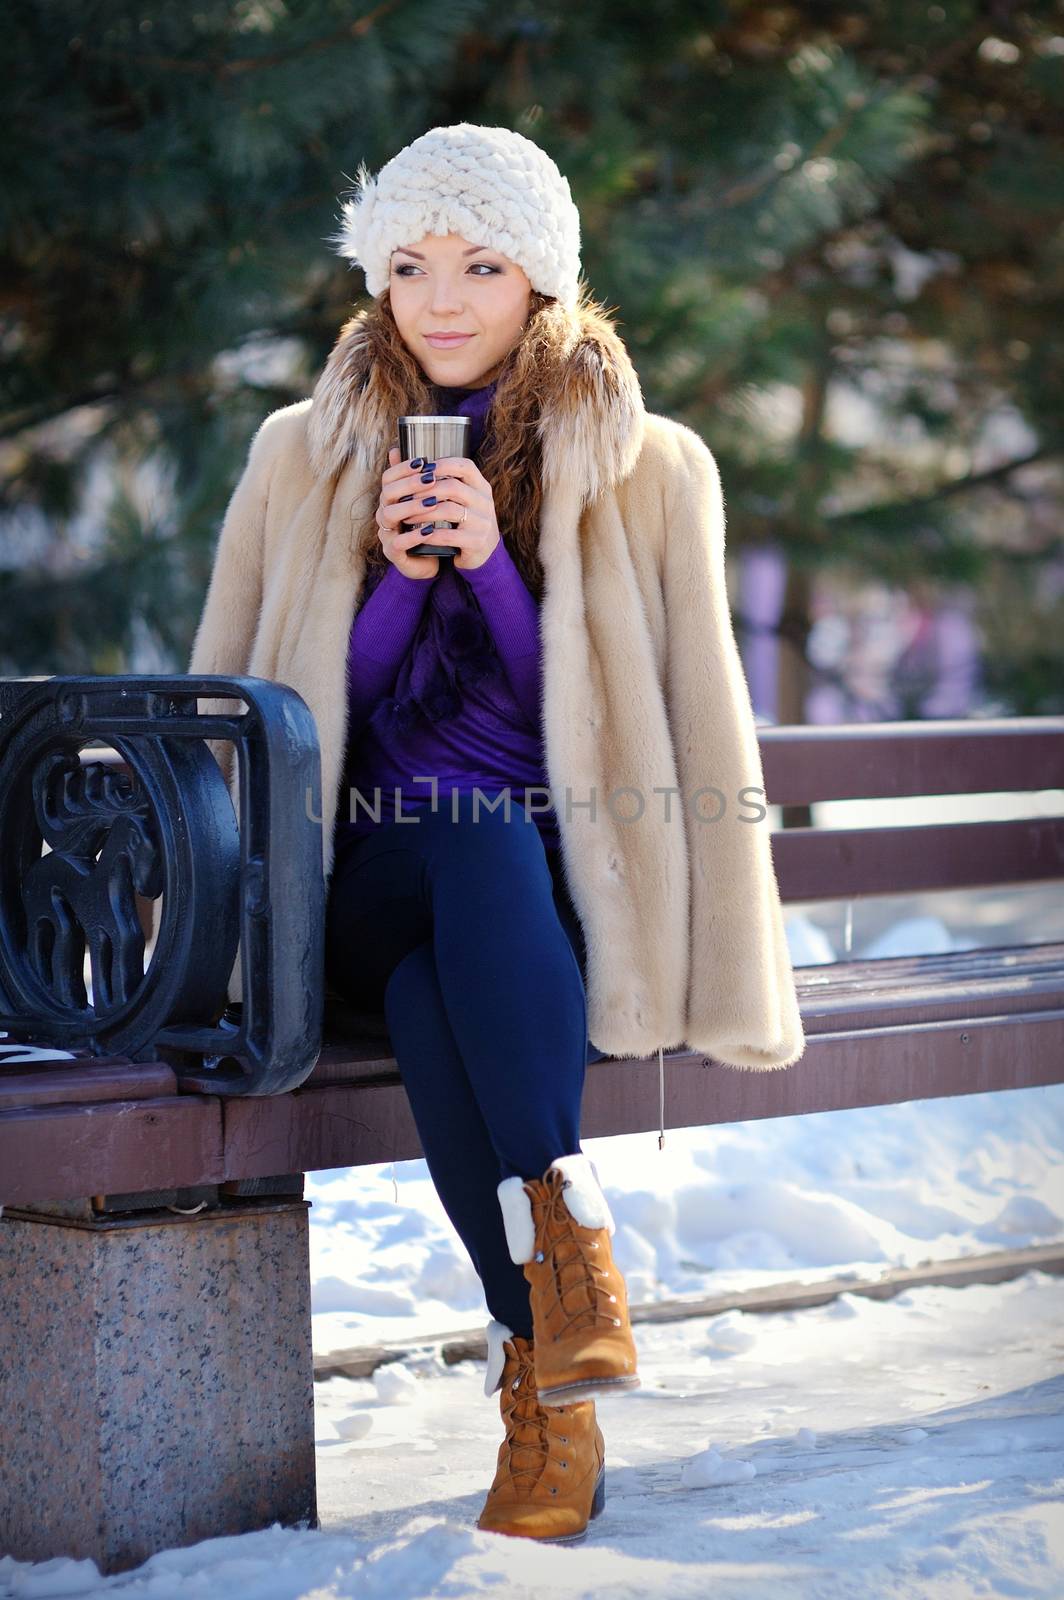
[323,790,598,1340]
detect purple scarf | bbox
[368,378,508,738]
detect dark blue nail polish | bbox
[410,456,424,470]
[421,522,434,531]
[423,460,436,470]
[422,495,437,506]
[420,471,435,483]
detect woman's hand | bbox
[407,453,502,572]
[375,447,443,579]
[377,448,501,576]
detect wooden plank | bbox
[3,1006,1062,1197]
[221,1077,423,1178]
[312,1241,1064,1380]
[216,1007,1064,1179]
[794,941,1064,993]
[772,817,1064,901]
[0,1061,176,1110]
[4,992,1056,1203]
[0,1096,224,1207]
[575,1008,1064,1139]
[796,944,1064,1033]
[760,718,1064,804]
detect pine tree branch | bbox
[77,0,409,79]
[0,379,305,446]
[711,12,997,214]
[1,389,123,441]
[830,445,1059,521]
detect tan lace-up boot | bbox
[496,1153,640,1405]
[476,1321,606,1543]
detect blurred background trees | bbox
[2,0,1061,717]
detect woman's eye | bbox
[393,263,501,277]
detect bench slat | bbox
[0,1096,223,1206]
[0,1061,177,1110]
[796,941,1064,1032]
[223,1008,1064,1180]
[761,718,1064,803]
[794,941,1064,990]
[575,1008,1064,1135]
[3,1008,1061,1205]
[773,817,1064,900]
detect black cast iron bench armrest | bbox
[0,674,324,1096]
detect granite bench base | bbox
[0,1191,317,1575]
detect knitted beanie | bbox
[327,122,583,310]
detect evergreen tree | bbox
[2,1,1060,714]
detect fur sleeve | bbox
[188,409,285,785]
[663,424,806,1071]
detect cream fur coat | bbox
[187,300,806,1075]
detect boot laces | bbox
[497,1340,566,1492]
[527,1170,621,1337]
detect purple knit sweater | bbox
[334,379,560,857]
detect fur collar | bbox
[306,295,647,509]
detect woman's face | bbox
[388,232,532,388]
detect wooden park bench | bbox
[2,674,1062,1575]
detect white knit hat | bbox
[327,122,583,310]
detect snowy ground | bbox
[307,1078,1064,1356]
[307,1265,1064,1600]
[3,1085,1062,1599]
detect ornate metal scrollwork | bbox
[0,676,324,1094]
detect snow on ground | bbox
[2,1084,1062,1599]
[308,1083,1064,1356]
[306,1265,1064,1600]
[2,1263,1061,1598]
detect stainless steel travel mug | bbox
[396,414,473,558]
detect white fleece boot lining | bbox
[483,1317,516,1397]
[496,1154,616,1267]
[497,1176,536,1266]
[551,1153,616,1234]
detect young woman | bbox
[188,122,806,1545]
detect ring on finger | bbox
[424,498,469,527]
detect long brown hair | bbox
[355,286,582,604]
